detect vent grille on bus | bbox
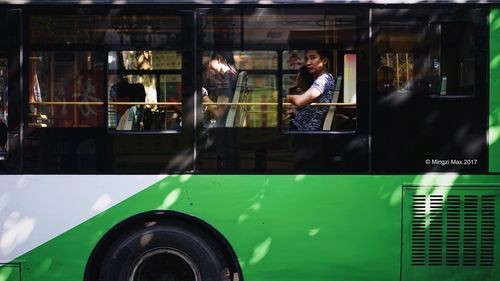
[411,194,495,267]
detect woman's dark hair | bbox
[297,65,314,88]
[203,52,238,86]
[202,53,225,87]
[213,51,236,65]
[209,53,228,65]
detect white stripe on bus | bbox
[0,175,166,262]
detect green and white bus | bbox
[1,1,500,280]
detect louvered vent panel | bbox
[429,195,444,265]
[446,195,460,266]
[410,194,496,267]
[411,195,426,265]
[480,196,495,266]
[463,195,478,266]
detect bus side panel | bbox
[490,8,500,173]
[3,175,408,281]
[6,174,500,281]
[6,175,404,281]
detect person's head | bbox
[296,65,314,90]
[305,49,329,77]
[207,53,230,77]
[0,122,7,147]
[115,83,145,114]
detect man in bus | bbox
[201,53,238,127]
[286,49,335,131]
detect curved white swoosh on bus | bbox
[0,175,166,262]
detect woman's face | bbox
[305,50,327,76]
[208,58,229,78]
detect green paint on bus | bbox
[8,174,500,281]
[490,8,500,172]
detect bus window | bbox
[28,51,105,128]
[375,10,479,97]
[282,50,357,132]
[108,51,182,131]
[28,14,113,128]
[243,9,358,132]
[201,51,278,128]
[429,22,475,96]
[200,8,358,131]
[28,11,183,130]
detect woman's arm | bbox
[202,90,229,119]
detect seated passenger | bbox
[286,49,335,131]
[113,80,146,130]
[201,53,238,127]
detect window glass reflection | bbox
[31,13,182,48]
[375,10,477,96]
[243,9,356,47]
[28,51,105,128]
[375,24,421,94]
[200,9,241,49]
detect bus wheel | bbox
[98,224,230,281]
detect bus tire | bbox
[98,224,230,281]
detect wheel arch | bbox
[84,210,243,281]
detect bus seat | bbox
[322,75,343,130]
[225,71,248,127]
[333,113,349,130]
